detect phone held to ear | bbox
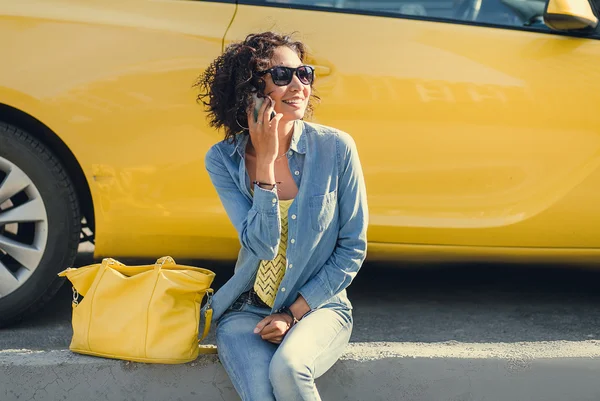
[252,93,276,123]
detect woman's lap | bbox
[273,307,353,379]
[216,304,278,401]
[216,302,353,401]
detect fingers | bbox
[258,320,290,340]
[262,96,274,124]
[270,113,283,132]
[254,315,273,334]
[261,328,285,341]
[259,322,280,337]
[246,96,270,129]
[245,96,280,161]
[247,97,278,133]
[254,314,293,344]
[259,95,270,120]
[257,97,270,126]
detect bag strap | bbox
[199,288,213,342]
[198,289,217,354]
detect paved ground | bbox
[3,252,600,400]
[4,253,600,348]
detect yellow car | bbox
[0,0,599,324]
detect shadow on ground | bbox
[4,252,600,349]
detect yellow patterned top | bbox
[253,198,294,307]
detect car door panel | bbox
[226,3,600,248]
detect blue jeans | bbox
[216,292,353,401]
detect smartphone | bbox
[252,93,276,123]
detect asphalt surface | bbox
[3,252,600,349]
[4,252,600,401]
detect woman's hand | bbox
[254,313,293,344]
[247,97,283,165]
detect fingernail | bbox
[253,328,260,334]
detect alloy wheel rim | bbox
[0,156,48,298]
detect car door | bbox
[224,0,600,251]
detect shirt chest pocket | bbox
[309,190,337,232]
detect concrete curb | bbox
[3,341,600,401]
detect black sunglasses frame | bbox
[256,65,315,86]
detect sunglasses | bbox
[257,65,315,86]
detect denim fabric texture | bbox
[204,120,369,322]
[216,299,353,401]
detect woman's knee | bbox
[269,348,313,386]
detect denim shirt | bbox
[204,120,368,323]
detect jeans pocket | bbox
[309,190,337,232]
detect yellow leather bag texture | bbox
[58,256,216,364]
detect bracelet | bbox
[253,181,282,189]
[278,306,299,326]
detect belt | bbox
[239,289,271,309]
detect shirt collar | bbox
[228,119,306,158]
[229,132,248,157]
[289,120,307,155]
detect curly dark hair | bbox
[195,32,319,144]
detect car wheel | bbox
[0,122,80,326]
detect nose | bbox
[288,72,304,91]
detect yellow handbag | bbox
[58,256,216,364]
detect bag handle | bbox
[102,257,125,267]
[155,256,176,267]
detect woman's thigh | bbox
[216,306,278,401]
[273,307,353,379]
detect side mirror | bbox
[544,0,599,31]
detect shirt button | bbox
[288,151,293,156]
[294,170,300,176]
[288,264,293,269]
[291,214,297,220]
[281,287,286,292]
[290,239,295,244]
[272,198,276,203]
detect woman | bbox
[196,32,368,401]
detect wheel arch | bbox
[0,103,95,233]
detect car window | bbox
[263,0,549,29]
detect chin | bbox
[284,110,306,121]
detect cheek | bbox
[270,91,287,110]
[263,80,282,97]
[265,86,284,101]
[303,87,311,108]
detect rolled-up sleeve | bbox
[299,132,368,309]
[205,147,281,260]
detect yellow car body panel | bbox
[0,0,241,258]
[228,4,600,251]
[1,0,600,263]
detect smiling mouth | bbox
[282,99,304,105]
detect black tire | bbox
[0,122,80,327]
